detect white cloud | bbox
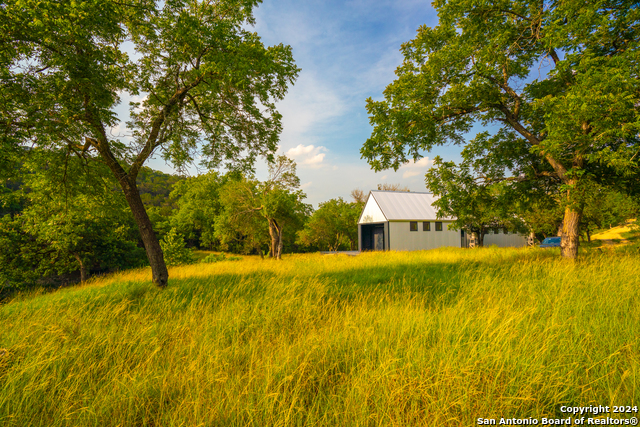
[286,144,315,156]
[285,144,327,168]
[399,157,433,179]
[300,181,312,190]
[403,170,421,178]
[306,153,325,165]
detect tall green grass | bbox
[1,247,639,426]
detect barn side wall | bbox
[483,232,528,248]
[389,220,460,251]
[385,222,390,251]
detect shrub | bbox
[160,228,195,266]
[200,253,242,263]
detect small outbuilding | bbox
[358,190,527,251]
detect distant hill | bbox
[136,167,185,215]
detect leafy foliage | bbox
[582,186,638,241]
[160,228,195,267]
[214,177,271,256]
[168,172,228,249]
[425,157,527,246]
[0,149,147,288]
[298,198,360,251]
[137,167,184,215]
[215,156,311,259]
[200,253,241,263]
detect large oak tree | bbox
[1,0,299,286]
[216,156,310,260]
[362,0,639,258]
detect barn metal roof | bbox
[368,191,454,221]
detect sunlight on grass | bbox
[1,247,639,426]
[592,219,638,241]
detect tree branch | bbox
[128,74,205,180]
[437,106,483,122]
[82,98,131,188]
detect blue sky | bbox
[149,0,465,207]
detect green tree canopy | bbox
[1,0,299,286]
[582,185,638,241]
[425,156,527,247]
[0,149,146,288]
[363,0,640,259]
[297,198,360,252]
[168,171,227,249]
[215,177,271,257]
[137,167,184,215]
[215,156,310,259]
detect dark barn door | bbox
[361,224,385,251]
[373,227,384,250]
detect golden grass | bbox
[1,247,639,426]
[592,219,638,241]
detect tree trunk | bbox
[586,227,591,243]
[82,114,170,287]
[542,152,584,259]
[268,218,283,260]
[268,220,276,258]
[477,229,485,247]
[561,206,581,259]
[73,253,87,283]
[277,229,284,259]
[121,180,168,287]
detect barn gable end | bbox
[358,194,387,224]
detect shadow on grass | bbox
[621,230,640,240]
[145,258,499,314]
[315,262,470,308]
[3,249,568,314]
[59,270,280,313]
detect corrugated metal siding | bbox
[370,191,453,221]
[483,232,528,248]
[389,221,460,250]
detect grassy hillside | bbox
[592,219,639,243]
[1,247,639,426]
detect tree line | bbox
[2,0,638,291]
[0,150,366,289]
[1,145,636,291]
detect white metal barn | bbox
[357,191,527,251]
